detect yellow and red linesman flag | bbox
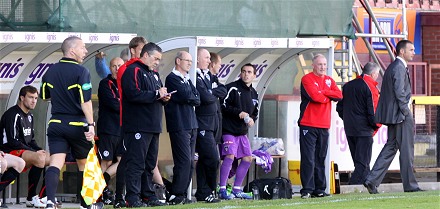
[81,145,106,205]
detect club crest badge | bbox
[135,133,141,140]
[325,79,331,87]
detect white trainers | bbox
[26,195,40,207]
[36,197,61,208]
[46,200,56,209]
[34,196,47,208]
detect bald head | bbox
[110,57,124,79]
[61,36,88,63]
[197,48,211,70]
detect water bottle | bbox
[244,115,251,123]
[252,185,260,200]
[272,183,279,200]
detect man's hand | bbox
[161,95,171,102]
[84,128,95,142]
[239,112,249,119]
[36,150,46,154]
[95,51,106,59]
[247,118,255,127]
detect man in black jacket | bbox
[164,51,200,205]
[194,49,226,203]
[97,57,124,204]
[336,62,381,185]
[120,42,169,207]
[218,63,259,200]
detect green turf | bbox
[65,190,440,209]
[153,190,440,209]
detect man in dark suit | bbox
[194,49,226,203]
[165,51,200,205]
[337,62,381,185]
[364,40,423,194]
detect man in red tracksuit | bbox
[298,54,342,199]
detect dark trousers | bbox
[299,126,329,194]
[366,116,419,191]
[169,129,197,196]
[124,132,159,204]
[347,136,373,185]
[194,130,220,200]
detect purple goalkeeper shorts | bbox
[220,134,252,159]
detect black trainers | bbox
[154,184,168,201]
[126,200,148,208]
[311,192,331,198]
[103,188,115,205]
[167,195,185,205]
[301,193,311,199]
[87,202,104,209]
[204,194,220,203]
[146,199,167,207]
[114,199,126,208]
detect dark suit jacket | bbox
[375,58,412,125]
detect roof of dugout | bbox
[157,36,335,135]
[157,36,335,98]
[0,31,137,109]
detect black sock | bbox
[115,155,126,200]
[103,172,111,185]
[78,171,88,208]
[0,168,20,192]
[28,166,43,200]
[39,175,46,198]
[45,166,60,203]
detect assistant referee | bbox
[40,36,103,209]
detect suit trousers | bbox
[347,136,373,185]
[194,130,220,200]
[366,116,419,191]
[299,126,329,194]
[169,129,197,196]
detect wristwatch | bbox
[88,122,95,126]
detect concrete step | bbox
[339,182,440,194]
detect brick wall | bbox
[421,12,440,96]
[420,12,440,136]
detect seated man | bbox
[0,86,51,207]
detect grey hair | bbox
[61,36,82,55]
[363,62,380,75]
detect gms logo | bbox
[23,128,32,136]
[0,58,24,79]
[218,60,235,79]
[218,59,269,79]
[109,34,120,43]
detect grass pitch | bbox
[155,190,440,209]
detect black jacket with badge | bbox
[120,59,165,133]
[164,70,200,132]
[97,74,121,136]
[195,69,227,131]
